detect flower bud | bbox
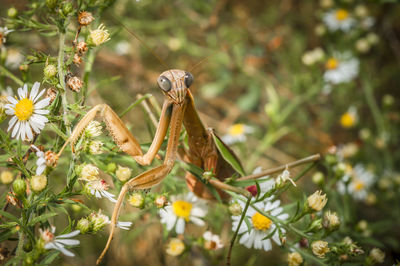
[311,240,330,258]
[85,121,102,137]
[366,33,379,45]
[43,64,57,79]
[106,163,117,173]
[323,211,340,231]
[7,7,18,18]
[78,11,94,26]
[89,211,109,232]
[312,172,324,185]
[67,76,83,92]
[155,195,168,208]
[1,170,14,184]
[128,193,145,208]
[46,0,58,9]
[369,248,385,264]
[88,24,110,46]
[308,218,323,232]
[166,238,185,256]
[246,185,258,197]
[287,252,303,266]
[116,165,131,182]
[77,218,90,234]
[382,94,394,107]
[30,175,47,193]
[307,190,328,212]
[87,140,103,154]
[228,202,242,216]
[359,128,371,140]
[19,64,29,72]
[12,178,26,196]
[61,2,73,16]
[79,163,99,181]
[355,38,370,53]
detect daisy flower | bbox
[5,82,50,141]
[231,197,289,251]
[337,164,375,200]
[159,192,207,234]
[323,9,355,32]
[340,107,358,128]
[40,226,80,257]
[89,210,132,232]
[221,123,254,145]
[85,179,117,203]
[31,145,46,175]
[0,27,13,46]
[166,238,185,256]
[203,231,224,250]
[5,49,24,69]
[323,53,359,84]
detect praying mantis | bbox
[56,21,321,265]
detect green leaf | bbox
[244,216,252,234]
[28,212,58,226]
[0,210,20,224]
[212,133,245,176]
[40,251,60,265]
[0,230,15,242]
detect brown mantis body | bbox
[58,69,249,264]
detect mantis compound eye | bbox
[157,75,172,92]
[184,72,194,88]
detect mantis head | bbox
[157,69,193,104]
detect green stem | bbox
[82,48,96,104]
[119,93,153,118]
[57,32,71,135]
[0,65,24,86]
[226,197,251,266]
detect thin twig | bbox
[226,197,251,266]
[237,154,321,181]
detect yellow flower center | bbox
[229,124,245,136]
[166,238,185,256]
[251,212,272,231]
[353,179,365,191]
[340,112,355,128]
[14,98,34,121]
[335,9,349,21]
[325,58,339,70]
[173,200,193,221]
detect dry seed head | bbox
[78,11,94,26]
[73,54,82,66]
[46,88,57,104]
[6,192,19,206]
[155,195,168,208]
[77,41,88,54]
[44,150,58,167]
[311,240,330,258]
[67,76,83,92]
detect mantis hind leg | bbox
[96,164,171,265]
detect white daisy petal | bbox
[57,230,81,238]
[26,123,33,140]
[7,116,18,131]
[53,242,75,257]
[11,121,20,137]
[5,108,15,115]
[34,98,50,109]
[18,87,24,99]
[33,89,46,102]
[7,96,18,104]
[55,239,80,246]
[29,82,40,100]
[34,109,50,115]
[175,218,185,234]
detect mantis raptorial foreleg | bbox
[58,101,172,165]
